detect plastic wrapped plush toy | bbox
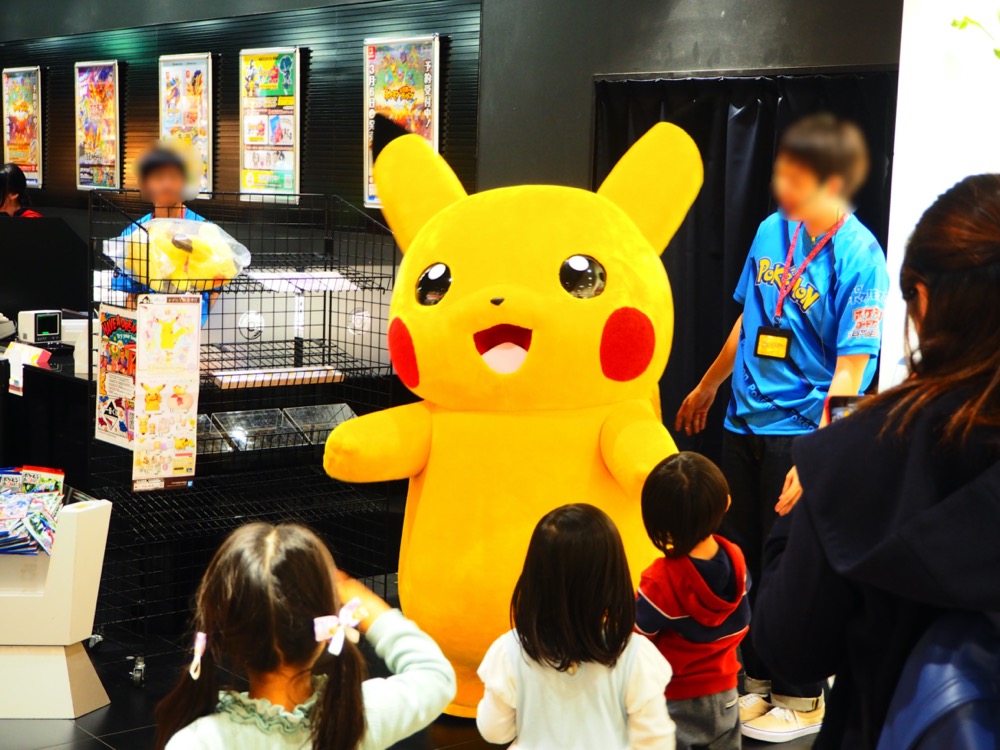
[324,123,703,715]
[107,219,250,293]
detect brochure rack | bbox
[0,493,112,718]
[87,193,396,684]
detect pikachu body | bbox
[325,124,703,715]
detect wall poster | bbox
[239,47,300,202]
[363,34,440,208]
[132,294,201,491]
[96,305,137,449]
[2,66,42,188]
[96,296,201,491]
[74,60,120,190]
[159,53,213,195]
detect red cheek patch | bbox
[388,318,420,389]
[600,307,655,382]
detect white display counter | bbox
[0,498,112,718]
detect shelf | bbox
[199,339,387,390]
[97,466,384,545]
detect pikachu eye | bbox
[416,262,451,306]
[560,255,606,299]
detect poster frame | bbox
[238,46,301,204]
[74,59,120,191]
[158,52,213,196]
[362,33,440,208]
[1,65,43,189]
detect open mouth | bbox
[473,324,533,374]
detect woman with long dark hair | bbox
[751,173,1000,748]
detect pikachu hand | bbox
[323,425,362,477]
[322,403,432,484]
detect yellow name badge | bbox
[755,326,792,361]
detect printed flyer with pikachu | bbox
[96,295,201,490]
[134,295,201,490]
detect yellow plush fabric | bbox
[125,221,239,293]
[325,123,703,716]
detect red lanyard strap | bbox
[774,214,848,323]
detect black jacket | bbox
[752,396,1000,749]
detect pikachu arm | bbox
[323,401,432,484]
[600,399,679,499]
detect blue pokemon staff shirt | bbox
[112,209,212,325]
[726,212,890,436]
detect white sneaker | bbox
[739,692,773,724]
[741,705,824,743]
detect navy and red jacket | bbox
[636,535,750,700]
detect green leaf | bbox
[994,47,1000,59]
[953,16,971,29]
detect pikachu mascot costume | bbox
[325,122,703,715]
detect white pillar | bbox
[881,0,1000,388]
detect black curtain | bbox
[594,73,898,462]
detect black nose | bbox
[490,297,505,306]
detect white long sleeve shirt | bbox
[476,630,676,750]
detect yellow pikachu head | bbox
[376,123,703,411]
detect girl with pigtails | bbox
[154,522,456,750]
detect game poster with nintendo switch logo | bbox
[363,35,440,208]
[74,61,119,190]
[159,54,213,194]
[239,48,299,203]
[2,66,42,188]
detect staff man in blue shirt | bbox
[676,114,890,743]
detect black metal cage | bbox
[87,191,398,678]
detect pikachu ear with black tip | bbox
[373,127,467,253]
[597,122,704,255]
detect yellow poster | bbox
[239,48,299,200]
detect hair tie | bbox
[313,597,368,656]
[189,631,207,680]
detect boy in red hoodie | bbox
[636,452,750,750]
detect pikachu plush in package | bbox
[109,219,251,293]
[324,123,703,715]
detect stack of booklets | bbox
[0,466,66,556]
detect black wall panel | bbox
[479,0,903,189]
[0,0,481,211]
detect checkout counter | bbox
[0,219,97,489]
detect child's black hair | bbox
[137,146,188,182]
[511,503,635,671]
[0,163,30,207]
[777,113,870,197]
[641,452,729,558]
[154,523,366,750]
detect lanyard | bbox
[773,214,848,324]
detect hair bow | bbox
[313,597,368,656]
[189,631,207,681]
